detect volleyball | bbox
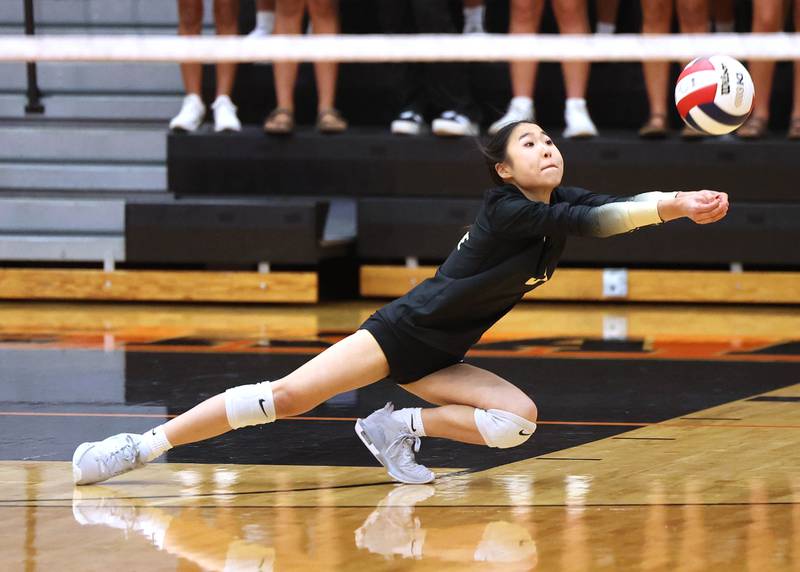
[674,55,754,135]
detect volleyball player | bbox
[72,121,729,485]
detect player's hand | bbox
[677,190,729,224]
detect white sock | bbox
[566,97,587,111]
[510,96,533,112]
[715,20,734,33]
[138,425,173,463]
[595,21,615,35]
[392,407,426,437]
[464,5,485,25]
[255,10,274,34]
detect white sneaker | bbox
[563,99,598,138]
[355,402,435,484]
[432,110,479,137]
[488,98,534,135]
[169,93,206,132]
[212,95,241,132]
[391,111,427,136]
[72,433,146,485]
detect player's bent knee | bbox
[474,408,537,449]
[224,381,276,429]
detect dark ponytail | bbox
[478,120,536,186]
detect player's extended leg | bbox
[553,0,597,138]
[399,363,538,446]
[73,330,390,485]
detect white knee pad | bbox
[224,381,276,429]
[474,408,537,449]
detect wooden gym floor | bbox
[0,300,799,571]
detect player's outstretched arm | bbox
[656,190,729,225]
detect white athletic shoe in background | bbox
[72,433,146,485]
[488,97,534,135]
[169,93,206,132]
[391,111,427,136]
[212,95,242,132]
[432,110,479,137]
[563,98,598,138]
[355,402,435,484]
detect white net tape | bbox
[0,33,799,63]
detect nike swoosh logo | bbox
[519,430,532,436]
[151,429,156,436]
[410,416,416,433]
[259,399,270,417]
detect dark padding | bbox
[125,200,331,265]
[358,198,800,267]
[169,129,799,203]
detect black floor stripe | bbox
[0,479,398,504]
[748,396,800,402]
[612,437,676,441]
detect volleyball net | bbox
[1,33,799,63]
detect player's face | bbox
[499,123,564,192]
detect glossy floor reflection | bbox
[1,301,799,570]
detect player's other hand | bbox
[676,190,729,224]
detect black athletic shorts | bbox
[359,312,464,385]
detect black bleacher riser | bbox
[125,201,333,265]
[169,129,494,199]
[169,130,798,203]
[358,198,800,267]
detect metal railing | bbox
[23,0,43,113]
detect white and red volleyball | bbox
[674,55,754,135]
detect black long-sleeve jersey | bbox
[373,184,633,357]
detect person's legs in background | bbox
[413,0,480,136]
[376,0,428,135]
[308,0,348,133]
[638,0,672,138]
[488,0,544,135]
[595,0,619,34]
[737,0,783,139]
[211,0,242,132]
[790,0,800,138]
[170,0,207,132]
[263,0,305,133]
[675,0,710,138]
[712,0,734,32]
[553,0,598,138]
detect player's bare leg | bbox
[399,363,538,446]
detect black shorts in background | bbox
[359,313,464,385]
